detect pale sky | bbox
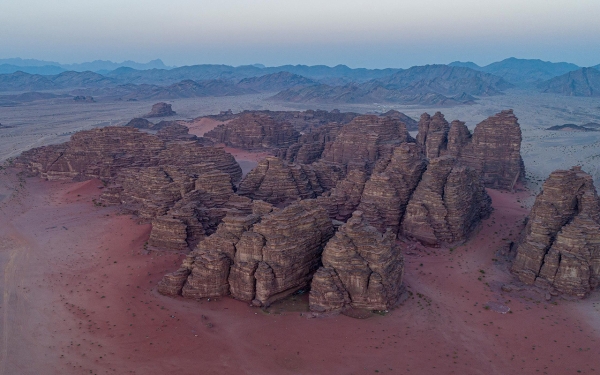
[1,0,599,68]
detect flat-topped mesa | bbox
[145,102,175,118]
[460,109,525,190]
[320,115,414,173]
[309,211,404,312]
[18,127,165,181]
[237,157,326,205]
[401,155,492,246]
[511,167,600,297]
[159,199,335,307]
[416,112,450,159]
[204,113,300,150]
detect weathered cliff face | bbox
[401,156,492,246]
[204,113,300,150]
[309,211,404,312]
[278,122,343,164]
[320,115,413,172]
[460,110,525,190]
[159,199,335,306]
[416,112,450,159]
[317,169,368,222]
[413,109,525,191]
[18,127,165,181]
[358,143,427,234]
[512,167,600,297]
[17,127,241,184]
[237,157,324,205]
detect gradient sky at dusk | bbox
[2,0,599,68]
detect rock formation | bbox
[401,156,492,246]
[145,102,175,118]
[413,109,525,190]
[237,157,325,205]
[512,167,600,297]
[309,211,404,312]
[204,113,299,150]
[416,112,450,159]
[318,169,368,222]
[320,115,413,172]
[278,122,343,164]
[460,110,525,190]
[17,126,244,253]
[159,199,335,306]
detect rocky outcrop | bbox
[459,110,525,190]
[278,122,343,164]
[145,102,175,118]
[318,169,368,221]
[401,156,492,246]
[309,211,404,312]
[204,113,299,150]
[512,167,600,297]
[416,112,450,159]
[159,199,335,306]
[237,157,325,205]
[320,115,413,173]
[18,127,165,181]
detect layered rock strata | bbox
[309,211,404,312]
[460,110,525,190]
[159,199,335,306]
[401,156,492,246]
[237,157,324,205]
[512,167,600,297]
[204,113,299,150]
[416,112,450,159]
[320,115,413,173]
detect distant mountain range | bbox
[537,67,600,97]
[449,57,582,85]
[1,57,599,103]
[0,58,170,75]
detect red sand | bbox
[185,118,229,137]
[1,172,599,375]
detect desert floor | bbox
[0,166,599,375]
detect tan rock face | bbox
[204,113,299,150]
[278,122,343,164]
[512,168,600,297]
[320,115,413,172]
[159,199,334,306]
[401,156,492,246]
[309,211,404,312]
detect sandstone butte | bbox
[204,112,300,150]
[145,102,176,118]
[512,167,600,297]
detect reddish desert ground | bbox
[0,166,599,375]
